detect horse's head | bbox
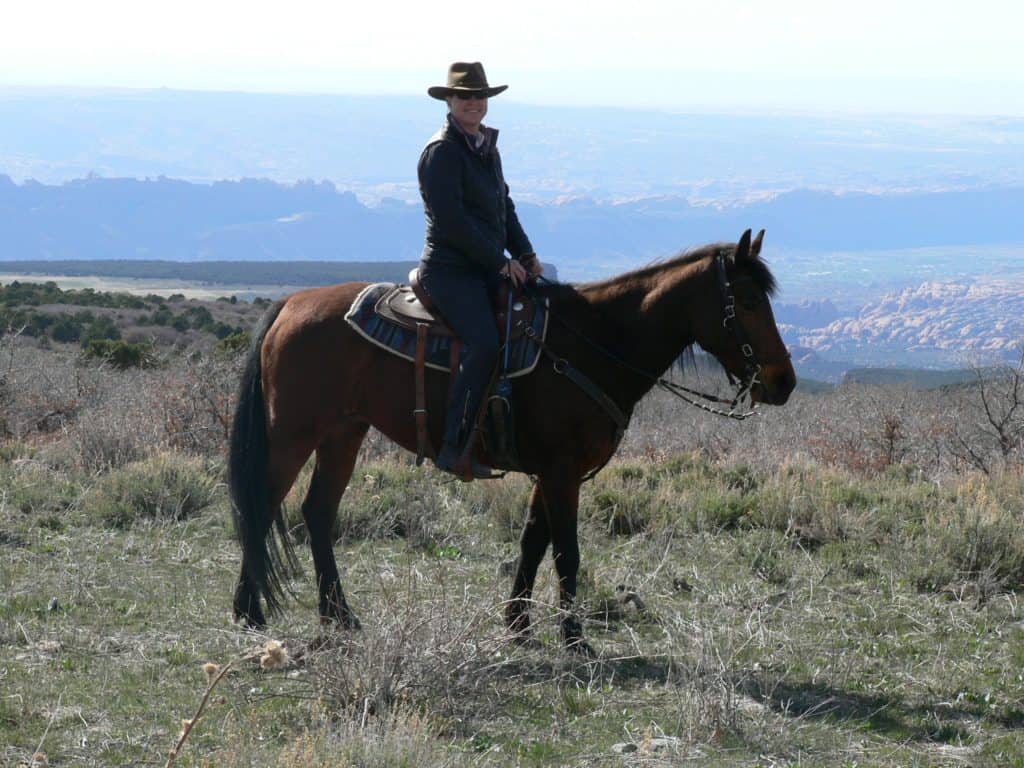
[696,229,796,406]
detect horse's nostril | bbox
[759,365,797,405]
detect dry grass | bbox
[3,444,1024,766]
[2,336,1024,765]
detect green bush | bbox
[0,442,34,463]
[50,315,83,343]
[453,477,531,542]
[0,462,80,517]
[692,489,757,531]
[81,315,121,344]
[217,330,251,355]
[84,454,219,529]
[588,487,650,535]
[82,339,154,369]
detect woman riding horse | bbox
[418,61,543,478]
[229,224,796,653]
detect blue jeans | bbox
[418,263,501,449]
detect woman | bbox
[418,61,543,478]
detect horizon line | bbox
[2,80,1024,120]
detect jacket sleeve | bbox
[418,141,507,272]
[504,185,535,261]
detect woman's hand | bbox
[502,259,528,288]
[521,253,544,278]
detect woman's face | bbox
[447,93,488,134]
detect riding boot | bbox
[435,430,492,481]
[435,390,495,481]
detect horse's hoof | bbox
[234,609,267,632]
[509,626,540,648]
[506,608,531,636]
[561,615,596,657]
[321,611,362,631]
[566,637,597,658]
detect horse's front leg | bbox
[543,476,592,655]
[506,483,551,638]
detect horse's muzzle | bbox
[750,362,797,406]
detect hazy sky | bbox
[5,0,1023,114]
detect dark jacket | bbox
[418,115,534,274]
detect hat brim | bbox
[428,84,508,100]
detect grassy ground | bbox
[2,451,1024,767]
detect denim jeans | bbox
[418,262,501,448]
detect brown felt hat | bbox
[428,61,508,100]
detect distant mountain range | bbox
[1,87,1022,373]
[3,174,1024,275]
[2,87,1023,202]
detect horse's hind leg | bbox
[302,421,369,628]
[234,566,266,629]
[234,436,315,629]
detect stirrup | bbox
[435,443,495,482]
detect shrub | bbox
[84,453,219,529]
[0,441,34,463]
[0,461,80,517]
[49,315,83,343]
[82,339,155,369]
[216,330,251,355]
[81,315,121,344]
[588,487,650,535]
[907,475,1024,597]
[70,419,148,472]
[460,476,532,543]
[692,489,757,531]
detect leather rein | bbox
[523,251,786,433]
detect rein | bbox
[529,251,777,423]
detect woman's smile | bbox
[449,95,488,134]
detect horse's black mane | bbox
[532,241,777,301]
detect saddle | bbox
[344,269,549,474]
[375,268,538,342]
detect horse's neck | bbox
[580,258,707,402]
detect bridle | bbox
[524,250,787,424]
[711,248,791,414]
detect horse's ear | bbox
[735,229,752,261]
[751,229,765,259]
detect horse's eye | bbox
[738,294,762,311]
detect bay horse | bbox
[229,229,796,651]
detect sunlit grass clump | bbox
[83,452,220,528]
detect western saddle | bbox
[385,268,536,475]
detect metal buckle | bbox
[741,343,754,358]
[553,358,568,374]
[722,299,736,328]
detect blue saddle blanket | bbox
[344,283,548,378]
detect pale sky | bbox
[4,0,1023,114]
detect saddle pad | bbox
[344,283,549,378]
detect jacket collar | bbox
[445,114,498,156]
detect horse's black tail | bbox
[229,299,296,619]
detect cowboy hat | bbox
[428,61,508,100]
